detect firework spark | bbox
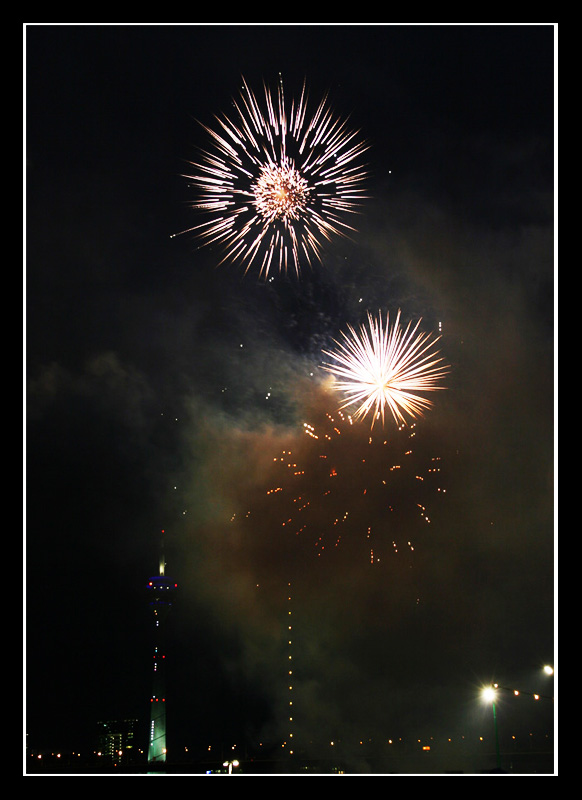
[322,311,449,429]
[238,410,447,567]
[173,76,369,278]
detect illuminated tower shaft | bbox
[147,549,176,765]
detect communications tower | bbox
[147,538,177,766]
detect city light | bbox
[482,686,497,703]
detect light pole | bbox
[482,685,501,770]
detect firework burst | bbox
[236,409,447,568]
[173,76,369,278]
[322,310,449,429]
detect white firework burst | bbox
[322,310,449,428]
[173,76,369,278]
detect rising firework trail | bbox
[322,310,449,429]
[173,76,369,278]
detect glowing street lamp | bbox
[493,666,555,701]
[482,686,497,704]
[482,685,502,770]
[223,759,240,774]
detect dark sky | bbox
[25,24,555,771]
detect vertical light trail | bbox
[287,581,294,756]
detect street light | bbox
[482,685,501,770]
[482,686,496,704]
[222,759,240,774]
[493,666,554,701]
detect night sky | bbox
[25,24,555,772]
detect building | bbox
[96,718,138,762]
[147,543,177,766]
